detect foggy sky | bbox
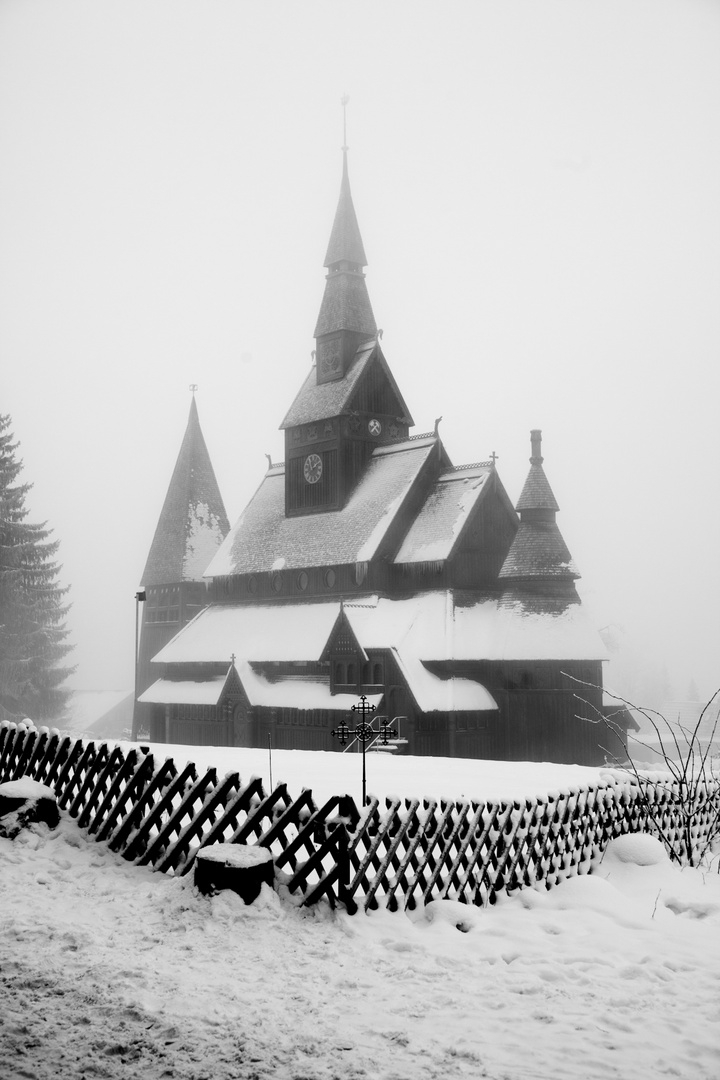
[1,0,718,703]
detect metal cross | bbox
[490,451,499,465]
[332,696,397,805]
[189,383,198,395]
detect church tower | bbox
[281,143,413,517]
[132,393,229,738]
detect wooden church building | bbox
[135,146,622,765]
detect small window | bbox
[335,662,344,684]
[271,573,283,593]
[346,663,356,685]
[297,571,309,591]
[324,568,336,588]
[372,662,383,684]
[247,575,257,595]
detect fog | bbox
[1,0,718,705]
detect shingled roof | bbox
[394,465,494,564]
[324,150,368,268]
[140,398,230,587]
[499,430,578,587]
[280,340,414,430]
[205,435,438,576]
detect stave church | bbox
[133,140,629,765]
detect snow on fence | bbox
[1,721,718,914]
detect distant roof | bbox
[155,590,606,670]
[141,399,230,587]
[204,436,437,576]
[280,341,413,430]
[394,465,493,564]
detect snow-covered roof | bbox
[394,466,493,564]
[204,436,437,576]
[152,602,342,665]
[155,591,607,671]
[139,677,227,705]
[392,654,497,712]
[236,662,382,711]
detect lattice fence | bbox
[1,722,718,914]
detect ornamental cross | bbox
[490,451,499,465]
[332,695,397,805]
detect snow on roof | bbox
[392,653,497,712]
[452,598,607,661]
[139,677,227,706]
[204,437,436,576]
[155,591,606,671]
[152,602,342,665]
[236,662,382,711]
[393,467,492,564]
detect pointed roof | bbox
[314,151,376,344]
[324,150,368,267]
[280,340,413,429]
[499,430,578,585]
[516,429,560,512]
[141,398,230,587]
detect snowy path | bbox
[1,820,720,1080]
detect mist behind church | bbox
[1,1,718,707]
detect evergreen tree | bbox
[0,414,74,721]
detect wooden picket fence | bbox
[1,721,718,913]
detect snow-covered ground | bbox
[120,739,622,807]
[2,813,720,1079]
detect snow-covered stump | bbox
[194,843,274,903]
[0,777,60,839]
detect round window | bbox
[324,568,336,588]
[271,573,283,593]
[297,571,309,591]
[247,575,257,595]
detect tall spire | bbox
[140,393,230,586]
[314,98,376,384]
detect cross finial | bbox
[230,653,236,665]
[490,450,499,465]
[341,93,349,152]
[189,383,198,396]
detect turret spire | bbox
[314,100,377,383]
[499,430,579,611]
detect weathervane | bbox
[341,93,349,151]
[331,694,397,805]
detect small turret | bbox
[499,430,579,610]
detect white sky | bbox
[1,0,718,700]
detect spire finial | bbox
[189,383,198,396]
[341,93,349,152]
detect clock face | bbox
[368,418,382,437]
[303,453,323,484]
